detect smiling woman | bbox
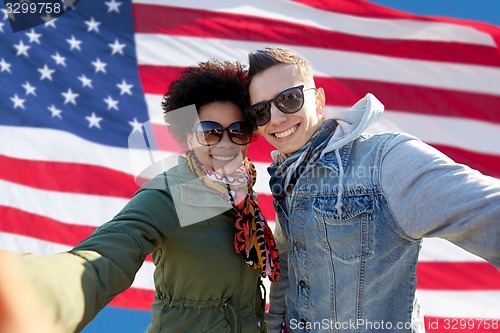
[187,103,252,175]
[0,60,279,333]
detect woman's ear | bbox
[186,132,196,150]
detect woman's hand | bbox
[0,250,65,333]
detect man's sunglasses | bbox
[193,120,253,146]
[245,85,316,126]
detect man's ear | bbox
[315,87,326,115]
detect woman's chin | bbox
[212,156,244,175]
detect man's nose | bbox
[268,103,287,126]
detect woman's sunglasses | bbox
[245,85,316,126]
[193,120,253,146]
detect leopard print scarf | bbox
[186,150,280,282]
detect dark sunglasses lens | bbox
[247,103,271,126]
[195,121,251,146]
[196,121,223,146]
[275,87,304,114]
[228,121,252,145]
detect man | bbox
[245,47,500,332]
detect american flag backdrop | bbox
[1,0,499,332]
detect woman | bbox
[0,61,279,333]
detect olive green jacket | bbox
[19,157,267,332]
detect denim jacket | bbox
[266,95,500,332]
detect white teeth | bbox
[212,155,236,162]
[274,126,296,139]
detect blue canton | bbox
[0,0,150,148]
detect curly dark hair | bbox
[162,60,251,146]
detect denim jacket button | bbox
[295,241,306,249]
[299,280,309,289]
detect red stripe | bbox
[251,140,500,179]
[424,317,500,333]
[0,206,156,263]
[417,262,500,290]
[111,299,500,332]
[315,77,500,125]
[256,193,275,222]
[429,144,500,179]
[138,65,184,97]
[141,66,500,125]
[293,0,425,19]
[140,65,190,95]
[247,135,275,163]
[255,197,500,291]
[148,122,188,153]
[149,125,275,164]
[151,122,500,178]
[6,208,498,306]
[294,0,500,54]
[0,154,139,198]
[132,4,500,67]
[150,121,276,165]
[109,287,154,311]
[0,206,95,246]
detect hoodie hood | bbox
[267,93,384,216]
[321,93,384,215]
[320,93,384,158]
[269,93,384,164]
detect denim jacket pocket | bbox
[313,194,374,261]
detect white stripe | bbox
[365,109,500,155]
[10,233,482,310]
[0,233,72,253]
[254,161,272,194]
[144,95,276,193]
[0,233,155,290]
[3,234,498,317]
[0,125,173,183]
[419,238,486,262]
[1,179,128,227]
[132,0,496,46]
[146,96,500,157]
[135,34,500,95]
[262,267,500,319]
[146,94,164,121]
[419,290,500,318]
[133,261,155,290]
[7,105,500,171]
[0,125,137,174]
